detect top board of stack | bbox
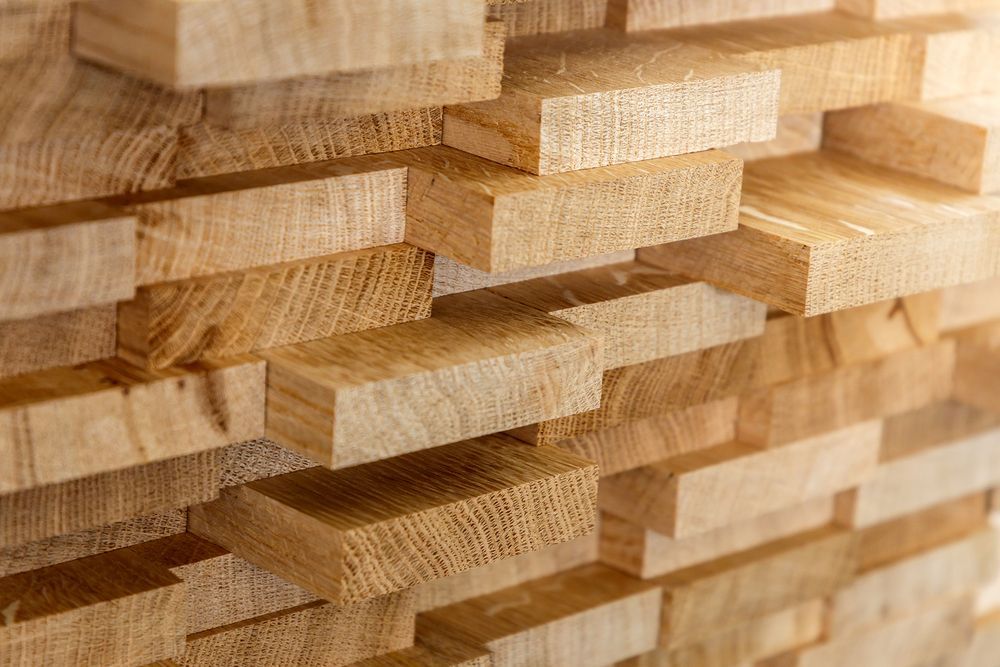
[2,0,1000,665]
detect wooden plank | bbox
[600,421,880,538]
[880,401,1000,462]
[176,108,442,180]
[0,356,264,493]
[0,306,115,379]
[555,398,738,478]
[397,146,743,272]
[0,202,134,321]
[824,94,1000,193]
[203,21,504,127]
[189,435,598,604]
[600,496,835,578]
[179,596,415,667]
[954,320,1000,414]
[119,244,433,368]
[726,112,823,162]
[655,526,857,648]
[353,635,491,667]
[897,13,1000,101]
[488,0,607,35]
[419,564,662,667]
[118,156,407,285]
[0,548,185,667]
[607,0,834,30]
[739,341,955,447]
[0,451,218,548]
[640,151,1000,316]
[443,29,779,174]
[0,0,71,63]
[260,290,602,468]
[512,337,760,446]
[939,276,1000,331]
[838,0,1000,18]
[966,610,1000,667]
[73,0,485,87]
[218,438,315,488]
[491,260,765,369]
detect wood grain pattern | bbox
[939,276,1000,331]
[0,306,115,379]
[641,151,1000,316]
[397,146,742,272]
[0,357,264,493]
[880,401,1000,462]
[119,244,433,368]
[0,202,134,320]
[607,0,834,30]
[444,29,779,174]
[837,0,1000,18]
[0,0,71,63]
[954,319,1000,415]
[260,290,602,468]
[73,0,485,87]
[899,13,1000,101]
[726,112,823,162]
[488,0,607,35]
[189,435,598,604]
[352,634,491,667]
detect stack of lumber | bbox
[2,0,1000,665]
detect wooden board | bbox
[0,306,115,379]
[0,356,264,493]
[189,436,598,604]
[607,0,834,30]
[966,610,1000,667]
[0,0,71,63]
[838,0,1000,18]
[73,0,485,87]
[600,421,880,537]
[397,146,743,272]
[119,244,433,368]
[352,635,491,667]
[880,401,1000,462]
[443,29,780,174]
[641,151,1000,316]
[0,202,134,321]
[260,290,602,468]
[218,439,315,488]
[939,276,1000,331]
[488,0,607,35]
[954,320,1000,414]
[726,112,823,162]
[898,12,1000,102]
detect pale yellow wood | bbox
[488,0,607,35]
[954,319,1000,415]
[73,0,485,87]
[881,401,1000,462]
[838,0,1000,18]
[727,113,823,162]
[396,146,743,272]
[0,306,115,379]
[607,0,834,30]
[600,496,835,578]
[0,356,264,493]
[260,290,602,469]
[641,152,1000,316]
[939,277,1000,332]
[977,513,1000,613]
[189,435,598,604]
[898,12,1000,101]
[966,610,1000,667]
[600,421,879,537]
[444,29,780,174]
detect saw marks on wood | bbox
[488,0,608,35]
[444,29,780,174]
[643,152,1000,315]
[73,0,485,88]
[397,146,742,272]
[0,357,264,493]
[607,0,834,30]
[189,435,598,604]
[260,289,602,468]
[0,306,115,379]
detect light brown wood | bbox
[939,276,1000,331]
[0,0,71,63]
[0,356,264,493]
[641,151,1000,316]
[488,0,607,35]
[118,244,433,368]
[953,319,1000,415]
[898,12,1000,102]
[0,306,115,379]
[352,634,492,667]
[607,0,834,30]
[189,435,598,604]
[726,112,823,162]
[966,610,1000,667]
[73,0,485,87]
[204,21,504,127]
[600,496,836,578]
[260,290,602,469]
[419,563,662,667]
[218,438,315,488]
[492,260,765,369]
[0,201,134,321]
[880,401,1000,462]
[600,421,880,537]
[838,0,1000,18]
[444,29,779,174]
[397,146,743,272]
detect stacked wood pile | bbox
[3,0,1000,665]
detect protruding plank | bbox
[73,0,485,87]
[880,401,1000,462]
[115,157,407,285]
[0,0,71,63]
[419,564,662,667]
[444,29,779,174]
[726,112,823,162]
[511,337,760,446]
[898,13,1000,101]
[260,290,602,468]
[189,436,598,604]
[601,421,880,538]
[180,596,415,667]
[488,0,607,35]
[0,202,134,320]
[607,0,833,30]
[739,341,955,447]
[600,496,836,579]
[218,438,315,488]
[492,260,764,369]
[119,244,433,368]
[398,146,743,272]
[0,357,264,493]
[353,635,491,667]
[0,306,115,379]
[939,277,1000,331]
[204,21,504,127]
[656,526,857,648]
[837,0,1000,18]
[954,320,1000,414]
[824,94,1000,193]
[641,151,1000,316]
[0,548,185,666]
